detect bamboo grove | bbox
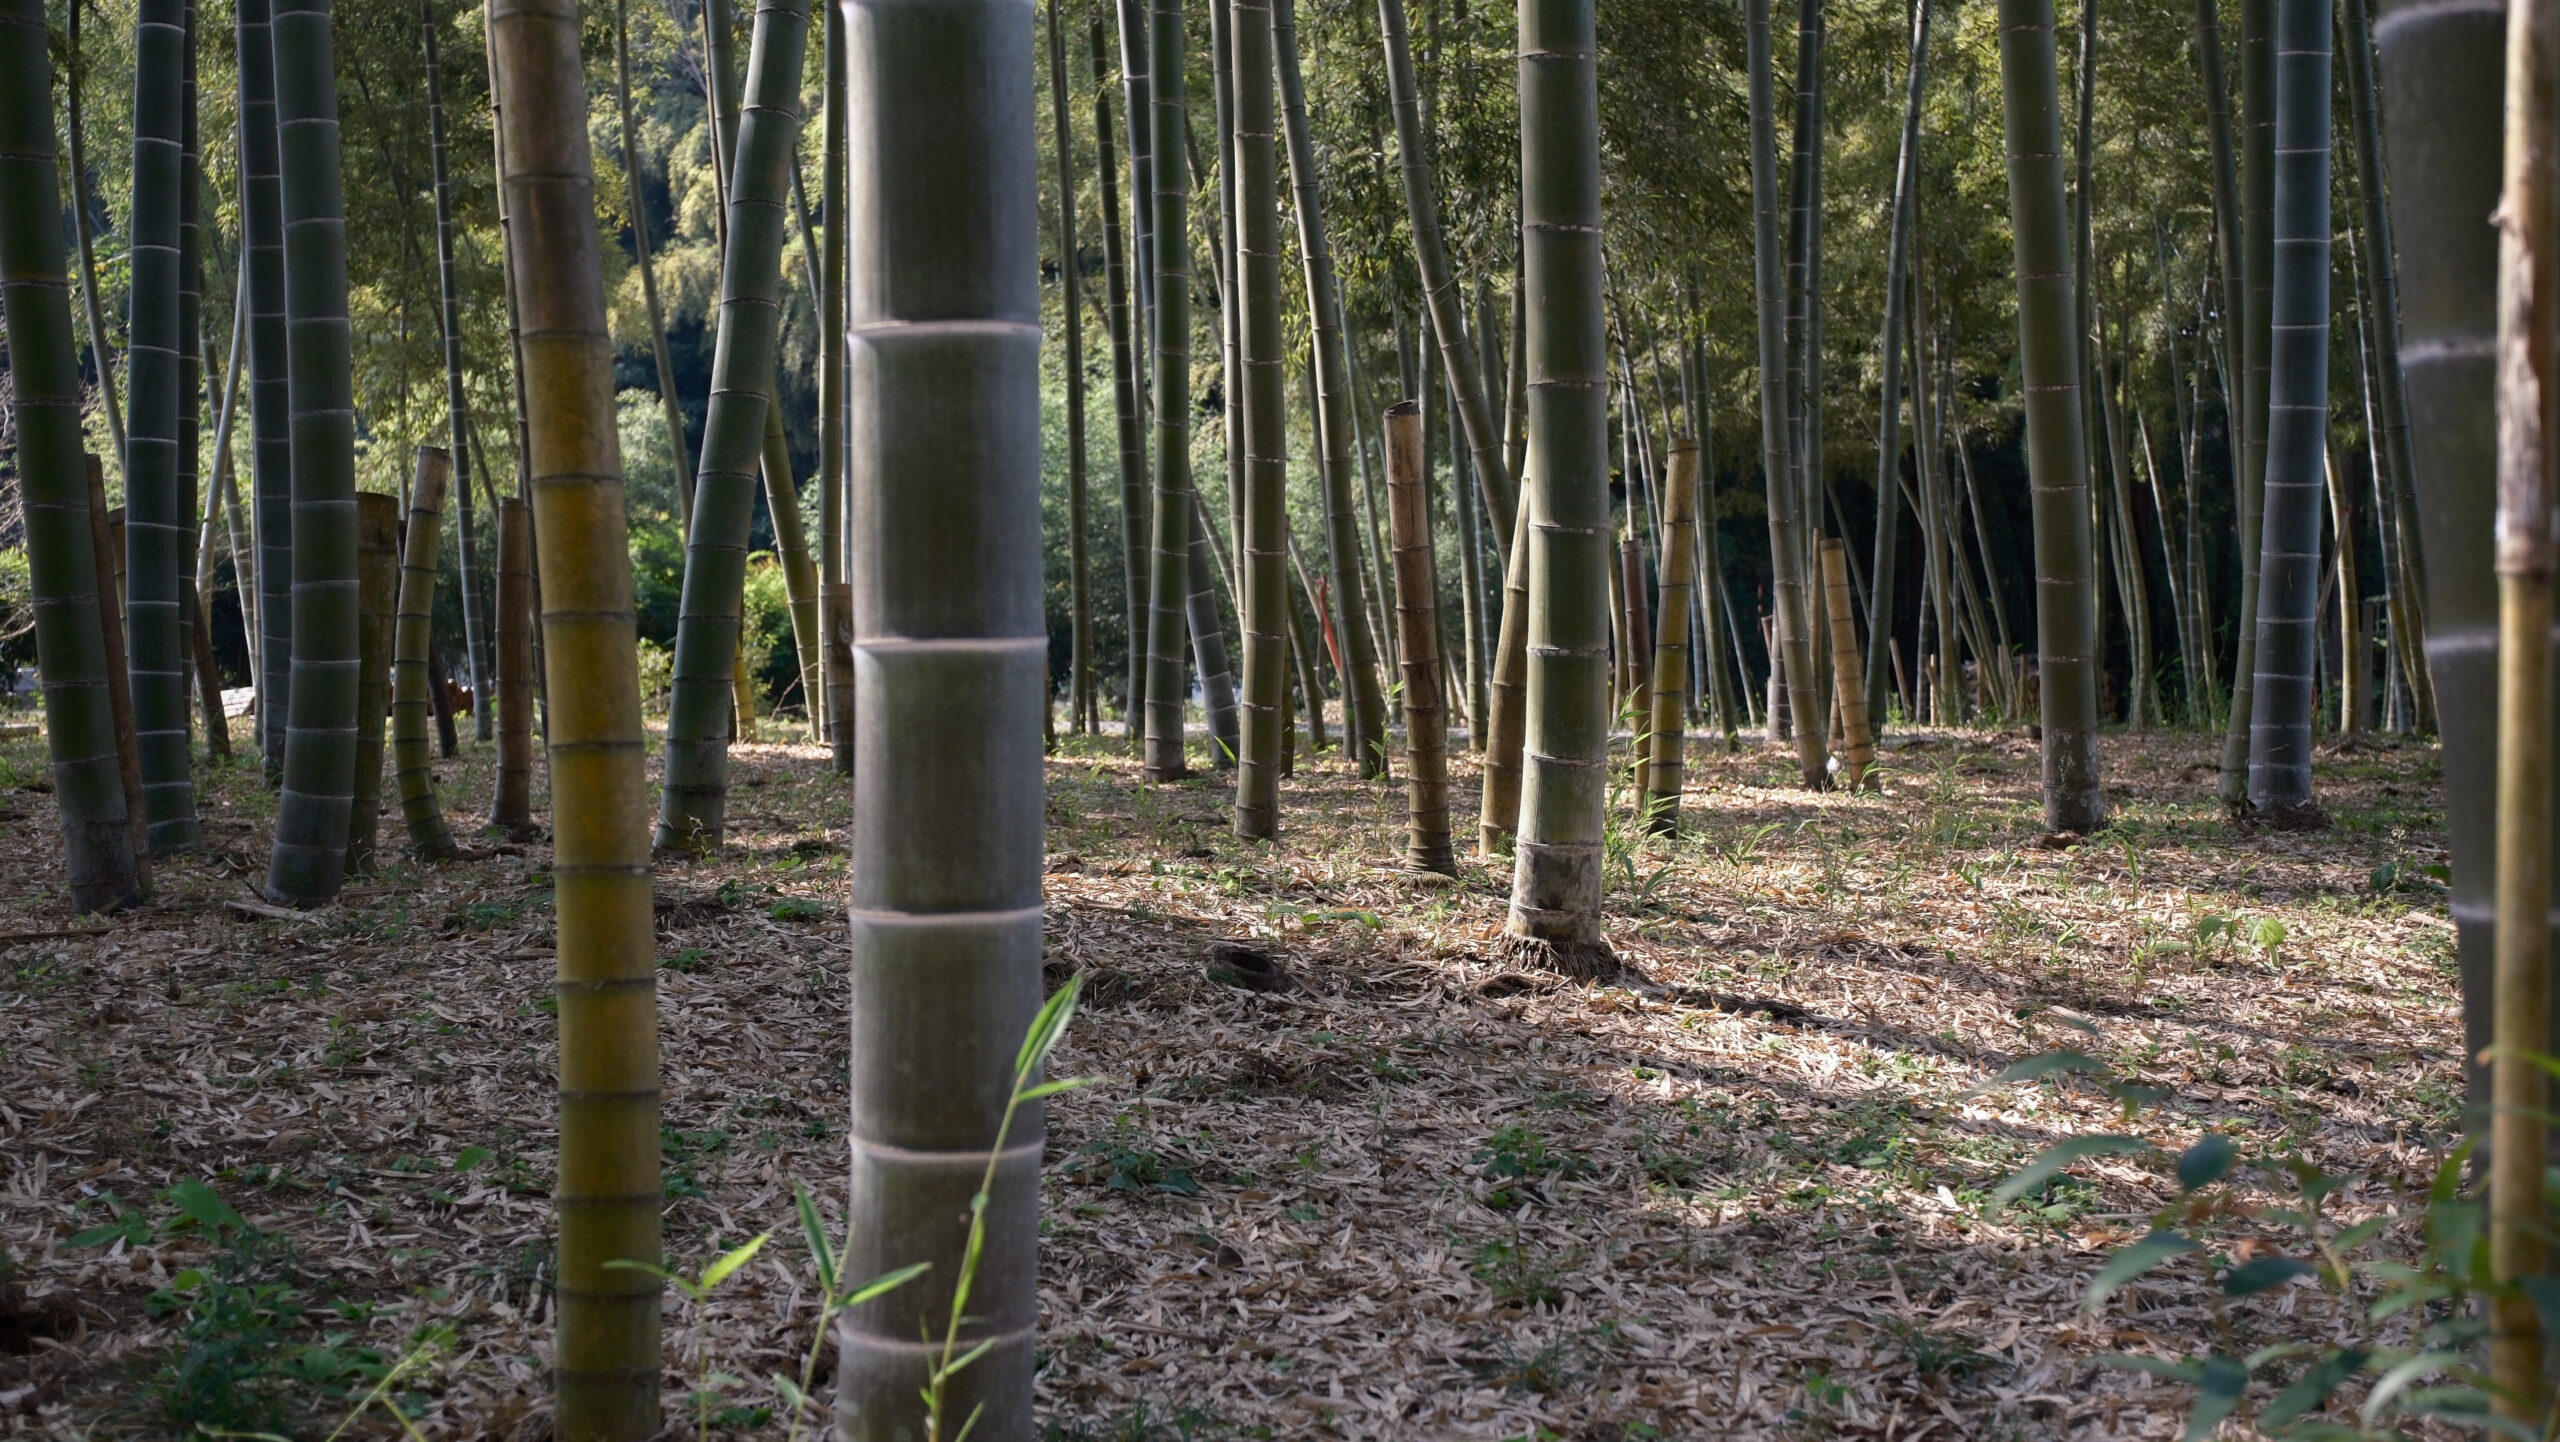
[4,0,2559,1427]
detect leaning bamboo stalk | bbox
[393,447,458,860]
[1383,403,1453,875]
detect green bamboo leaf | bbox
[2084,1230,2197,1312]
[165,1179,248,1238]
[700,1232,771,1291]
[2260,1347,2367,1427]
[1015,972,1084,1077]
[2182,1355,2250,1441]
[602,1258,678,1284]
[795,1181,838,1298]
[2223,1256,2315,1296]
[1994,1134,2147,1205]
[1017,1077,1101,1102]
[2174,1134,2236,1192]
[2360,1350,2467,1424]
[836,1261,930,1309]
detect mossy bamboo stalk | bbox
[655,0,811,850]
[0,2,140,912]
[427,0,491,743]
[264,0,362,907]
[1746,0,1826,787]
[487,3,665,1432]
[1276,0,1388,775]
[1383,402,1454,874]
[1234,0,1287,838]
[1503,0,1615,978]
[345,493,398,873]
[123,0,201,857]
[394,447,458,859]
[2244,0,2332,824]
[1644,442,1699,831]
[489,499,535,831]
[831,0,1045,1422]
[1998,0,2107,832]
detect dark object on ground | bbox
[1207,941,1291,992]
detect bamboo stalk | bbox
[393,447,457,860]
[1382,403,1453,874]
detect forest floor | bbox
[0,710,2463,1440]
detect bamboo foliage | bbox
[264,0,363,908]
[657,0,812,851]
[394,448,458,860]
[1996,0,2106,833]
[833,0,1046,1424]
[0,0,140,913]
[2373,0,2504,1127]
[1504,0,1615,979]
[123,0,201,858]
[2244,0,2331,824]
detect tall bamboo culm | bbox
[423,0,489,743]
[2487,0,2554,1405]
[1137,0,1195,781]
[0,0,141,912]
[393,447,458,859]
[832,0,1045,1424]
[1047,0,1092,737]
[345,494,399,873]
[123,0,202,857]
[1865,0,1930,730]
[236,0,293,777]
[2373,0,2506,1130]
[1383,403,1454,874]
[1233,0,1288,839]
[2219,0,2277,807]
[1503,0,1615,980]
[1745,0,1826,790]
[88,464,152,893]
[1644,442,1700,832]
[264,0,363,907]
[1820,538,1873,788]
[1089,21,1149,750]
[1275,0,1389,774]
[655,0,812,851]
[490,499,535,832]
[2244,0,2332,825]
[487,2,664,1434]
[1996,0,2107,834]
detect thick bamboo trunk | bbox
[656,0,811,849]
[1747,0,1826,786]
[831,0,1045,1423]
[264,0,362,906]
[1139,0,1198,781]
[1234,0,1288,836]
[1383,403,1455,874]
[487,4,667,1432]
[237,0,294,778]
[1998,0,2107,831]
[0,22,140,910]
[87,468,153,896]
[394,447,458,860]
[345,494,398,873]
[490,498,536,832]
[2245,0,2333,824]
[2219,0,2277,806]
[1503,0,1615,978]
